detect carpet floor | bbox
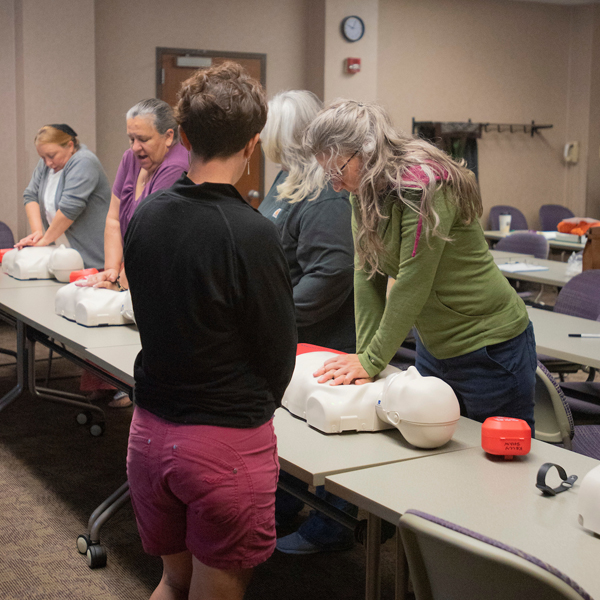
[0,321,398,599]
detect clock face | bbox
[341,16,365,42]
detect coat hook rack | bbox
[413,119,553,138]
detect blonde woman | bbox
[17,124,110,268]
[260,91,357,555]
[260,90,355,352]
[305,100,537,432]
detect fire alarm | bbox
[345,58,361,74]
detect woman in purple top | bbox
[83,99,189,290]
[78,99,188,407]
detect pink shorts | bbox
[126,406,279,570]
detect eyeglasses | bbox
[329,150,358,181]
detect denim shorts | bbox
[127,407,279,570]
[415,322,537,433]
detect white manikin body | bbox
[3,245,83,282]
[2,247,55,279]
[578,464,600,535]
[281,352,461,449]
[55,282,135,327]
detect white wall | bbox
[2,0,600,241]
[377,0,599,228]
[95,0,313,192]
[1,0,96,240]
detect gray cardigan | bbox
[23,145,110,268]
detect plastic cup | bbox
[499,214,512,235]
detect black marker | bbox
[568,334,600,338]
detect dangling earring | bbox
[247,160,250,176]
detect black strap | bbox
[536,462,578,496]
[50,123,78,138]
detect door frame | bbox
[156,47,267,199]
[156,47,267,94]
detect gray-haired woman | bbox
[305,100,536,432]
[79,99,188,407]
[259,90,357,555]
[83,98,188,290]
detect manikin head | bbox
[376,366,460,448]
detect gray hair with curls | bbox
[261,90,326,203]
[126,98,179,142]
[304,100,482,276]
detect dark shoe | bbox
[276,532,353,555]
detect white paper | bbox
[498,262,549,273]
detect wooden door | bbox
[156,48,266,207]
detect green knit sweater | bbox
[354,187,530,377]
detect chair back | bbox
[495,232,549,259]
[540,205,575,231]
[0,222,14,249]
[399,510,592,600]
[534,362,574,449]
[489,205,528,231]
[554,270,600,320]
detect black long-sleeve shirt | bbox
[259,170,355,352]
[124,176,297,428]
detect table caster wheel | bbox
[90,422,105,437]
[77,534,91,555]
[76,411,92,426]
[87,544,107,569]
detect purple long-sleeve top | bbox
[112,143,189,239]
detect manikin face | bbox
[36,141,75,172]
[316,151,363,194]
[127,116,174,174]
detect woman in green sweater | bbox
[305,100,536,430]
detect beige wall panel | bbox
[8,0,96,240]
[95,0,311,192]
[564,5,593,219]
[587,6,600,219]
[324,0,378,103]
[0,1,19,240]
[377,0,577,230]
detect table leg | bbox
[366,513,382,600]
[0,319,27,412]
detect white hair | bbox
[261,90,326,203]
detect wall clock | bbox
[341,16,365,43]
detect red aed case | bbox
[481,417,531,459]
[69,268,99,283]
[0,248,14,264]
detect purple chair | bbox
[0,222,14,248]
[495,232,549,259]
[540,205,575,231]
[553,270,600,321]
[538,362,600,459]
[540,270,600,380]
[399,509,593,600]
[489,205,528,231]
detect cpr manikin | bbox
[55,282,135,327]
[281,351,460,448]
[3,245,83,282]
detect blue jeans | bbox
[276,471,357,548]
[415,322,537,435]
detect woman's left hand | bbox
[313,354,373,386]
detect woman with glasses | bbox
[259,90,356,555]
[304,100,537,432]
